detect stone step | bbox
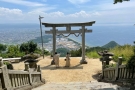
[32,81,130,90]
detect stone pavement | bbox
[32,81,130,90]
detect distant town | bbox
[38,37,81,52]
[0,27,82,52]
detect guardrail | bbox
[0,57,44,90]
[2,57,21,63]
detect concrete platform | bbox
[32,81,130,90]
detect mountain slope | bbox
[102,41,120,49]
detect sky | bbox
[0,0,135,25]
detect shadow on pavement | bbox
[41,64,83,70]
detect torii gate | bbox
[42,21,95,64]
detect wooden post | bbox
[0,65,13,90]
[118,57,122,65]
[102,61,106,79]
[24,63,32,85]
[37,65,43,83]
[0,57,3,67]
[114,57,122,81]
[0,57,2,89]
[24,63,29,71]
[0,78,2,89]
[28,66,33,85]
[37,65,41,72]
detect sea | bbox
[0,23,135,47]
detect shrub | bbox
[110,45,134,63]
[3,61,13,70]
[20,41,37,54]
[86,51,100,59]
[70,48,82,57]
[0,43,6,52]
[6,45,25,58]
[126,43,135,68]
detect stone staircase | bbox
[32,81,130,90]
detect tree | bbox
[7,45,24,58]
[28,41,37,53]
[20,43,29,54]
[0,44,7,52]
[56,48,69,57]
[126,43,135,68]
[20,41,37,54]
[113,0,130,4]
[70,48,82,57]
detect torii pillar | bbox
[81,25,86,64]
[42,21,95,64]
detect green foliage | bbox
[86,51,100,59]
[56,48,69,57]
[20,43,29,54]
[44,50,50,55]
[3,61,13,69]
[110,45,134,62]
[34,47,42,55]
[7,45,24,58]
[0,43,7,52]
[0,41,49,58]
[126,56,135,68]
[70,48,82,57]
[28,41,37,53]
[126,43,135,68]
[3,61,10,65]
[0,53,8,58]
[86,46,107,52]
[105,63,116,68]
[102,41,120,49]
[86,47,106,58]
[20,41,37,54]
[114,0,130,4]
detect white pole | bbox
[39,15,44,59]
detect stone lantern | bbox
[24,59,38,71]
[98,50,114,65]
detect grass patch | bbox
[86,51,100,59]
[109,45,134,63]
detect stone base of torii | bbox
[42,21,95,64]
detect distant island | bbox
[102,41,120,49]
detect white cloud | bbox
[0,7,99,23]
[0,7,23,20]
[1,0,44,7]
[0,6,134,25]
[68,10,91,17]
[68,0,90,4]
[0,7,22,15]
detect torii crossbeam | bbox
[42,21,96,64]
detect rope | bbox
[57,33,71,37]
[73,33,81,37]
[57,33,81,37]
